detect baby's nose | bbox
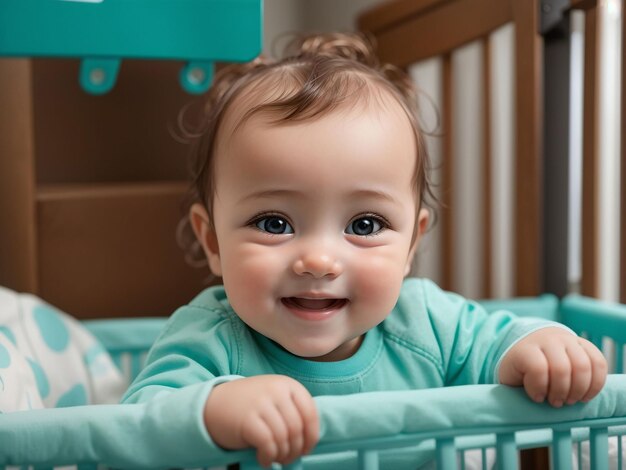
[292,253,343,279]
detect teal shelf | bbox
[0,0,263,94]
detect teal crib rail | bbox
[0,0,263,94]
[562,294,626,374]
[1,293,625,469]
[1,376,626,469]
[83,317,166,382]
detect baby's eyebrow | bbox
[239,189,304,202]
[239,188,400,204]
[348,189,398,203]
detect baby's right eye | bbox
[254,216,294,235]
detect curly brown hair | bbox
[178,32,436,268]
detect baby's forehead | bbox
[217,67,412,140]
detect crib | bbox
[1,0,626,469]
[1,295,626,469]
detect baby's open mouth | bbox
[282,297,348,311]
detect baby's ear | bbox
[405,208,430,276]
[190,203,222,276]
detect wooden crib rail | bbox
[359,0,543,297]
[359,0,513,66]
[359,0,626,304]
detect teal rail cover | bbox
[479,294,559,320]
[0,0,263,93]
[560,294,626,344]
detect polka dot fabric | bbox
[0,287,126,413]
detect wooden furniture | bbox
[359,0,625,303]
[0,58,209,318]
[0,0,261,319]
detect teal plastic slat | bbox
[590,428,609,468]
[495,433,517,469]
[551,430,573,470]
[436,437,456,469]
[616,342,625,374]
[358,450,379,470]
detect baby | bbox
[122,33,608,467]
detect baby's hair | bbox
[178,32,437,268]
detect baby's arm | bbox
[204,375,319,467]
[498,327,608,407]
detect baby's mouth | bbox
[282,297,348,311]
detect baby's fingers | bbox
[579,338,608,402]
[259,405,291,464]
[241,414,279,468]
[542,343,572,407]
[511,346,550,403]
[564,343,592,405]
[275,399,305,464]
[292,386,319,455]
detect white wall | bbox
[263,0,385,56]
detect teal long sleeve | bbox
[123,278,560,403]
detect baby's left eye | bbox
[345,216,385,236]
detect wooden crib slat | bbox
[495,433,517,470]
[442,52,454,292]
[511,0,542,296]
[436,437,457,469]
[552,430,573,470]
[590,428,609,468]
[581,4,601,298]
[482,35,493,299]
[622,0,626,305]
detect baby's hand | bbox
[203,375,319,467]
[498,327,608,407]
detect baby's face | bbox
[202,98,427,361]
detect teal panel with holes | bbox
[0,0,262,93]
[0,0,262,61]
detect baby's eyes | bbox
[345,216,387,236]
[250,213,388,236]
[254,216,294,235]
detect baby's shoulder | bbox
[159,285,244,341]
[391,278,469,320]
[383,278,482,341]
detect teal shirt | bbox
[121,278,557,467]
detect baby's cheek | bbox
[223,247,278,304]
[351,255,404,308]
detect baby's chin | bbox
[279,336,363,362]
